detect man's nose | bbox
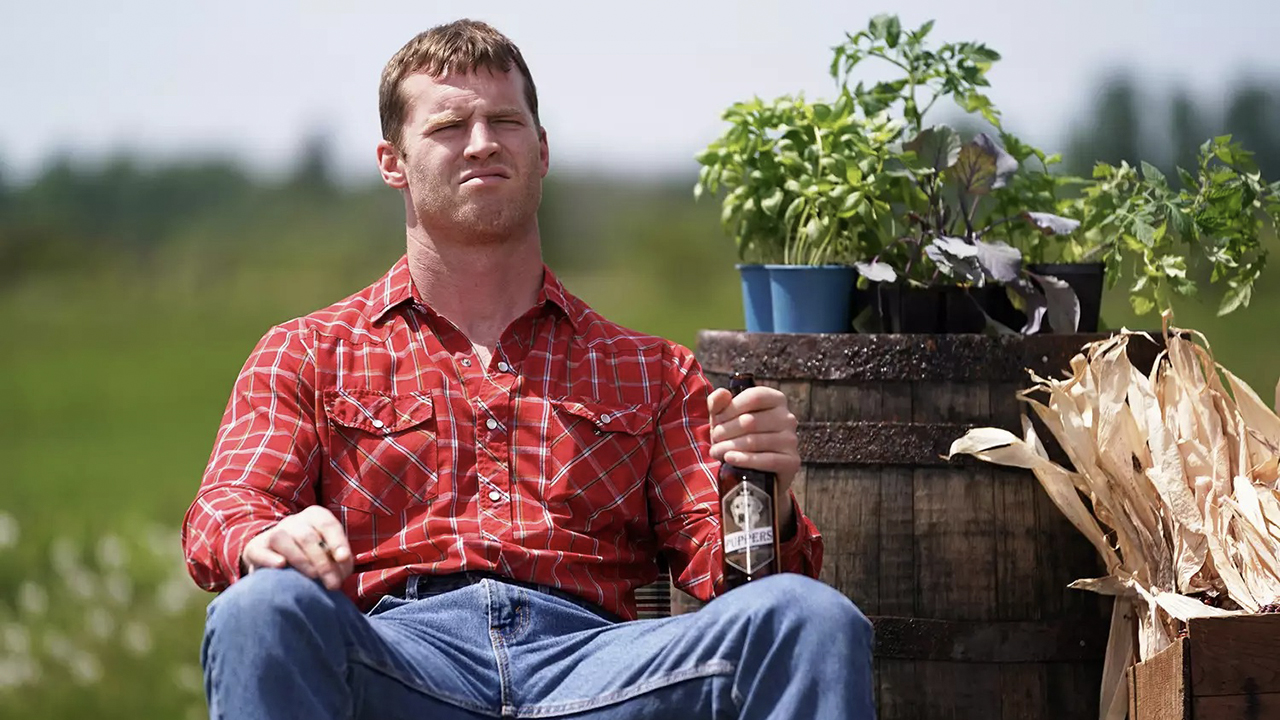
[464,121,500,160]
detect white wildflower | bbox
[121,620,152,656]
[85,607,115,642]
[105,571,133,606]
[50,536,80,576]
[42,631,72,661]
[62,567,96,600]
[0,656,39,690]
[173,664,202,694]
[2,623,30,655]
[17,582,47,617]
[0,512,18,550]
[157,575,198,615]
[145,524,182,561]
[66,649,101,685]
[96,534,128,570]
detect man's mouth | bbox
[460,168,511,184]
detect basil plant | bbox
[694,92,901,266]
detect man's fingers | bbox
[707,388,733,420]
[711,409,798,443]
[242,544,287,572]
[711,430,798,459]
[307,510,353,564]
[296,530,345,590]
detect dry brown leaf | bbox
[1099,599,1135,720]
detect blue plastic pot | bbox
[766,264,858,333]
[736,264,773,332]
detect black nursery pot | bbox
[876,284,988,333]
[1028,262,1105,333]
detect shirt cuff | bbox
[217,517,282,585]
[778,491,822,578]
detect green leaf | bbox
[783,196,805,227]
[1130,295,1156,315]
[1134,219,1156,247]
[904,125,962,172]
[1140,161,1167,186]
[884,15,902,48]
[1218,282,1252,315]
[869,14,893,40]
[760,188,784,216]
[805,217,822,242]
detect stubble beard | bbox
[413,167,543,245]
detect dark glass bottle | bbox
[718,372,782,590]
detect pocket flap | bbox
[323,389,433,435]
[552,398,655,435]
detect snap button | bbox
[488,490,502,502]
[461,358,472,367]
[497,361,510,373]
[486,418,498,430]
[371,419,385,429]
[599,413,611,424]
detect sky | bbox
[3,0,1279,183]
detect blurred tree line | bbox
[5,73,1280,290]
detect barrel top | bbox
[695,330,1160,382]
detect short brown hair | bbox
[379,19,540,151]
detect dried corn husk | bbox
[948,315,1280,720]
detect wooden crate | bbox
[1128,614,1280,719]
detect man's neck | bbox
[405,229,544,354]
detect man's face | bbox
[394,68,548,240]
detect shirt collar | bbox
[369,256,581,332]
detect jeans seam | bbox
[347,653,501,717]
[510,659,737,718]
[485,580,515,716]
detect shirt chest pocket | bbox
[321,389,438,515]
[540,398,656,531]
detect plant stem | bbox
[956,192,977,239]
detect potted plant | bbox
[828,15,1088,333]
[1065,135,1280,319]
[694,92,899,333]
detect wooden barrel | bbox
[681,330,1162,720]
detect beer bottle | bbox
[718,372,782,590]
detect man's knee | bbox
[206,567,337,635]
[729,574,872,645]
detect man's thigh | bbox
[353,589,506,718]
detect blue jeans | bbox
[201,568,875,719]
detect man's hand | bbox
[708,385,800,531]
[241,506,354,591]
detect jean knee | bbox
[740,574,870,643]
[206,567,335,635]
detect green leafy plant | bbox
[853,126,1085,332]
[830,15,1003,138]
[693,93,900,265]
[826,15,1084,331]
[1071,135,1280,316]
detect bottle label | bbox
[722,481,775,573]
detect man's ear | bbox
[538,127,550,178]
[376,140,408,189]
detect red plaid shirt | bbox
[182,257,822,619]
